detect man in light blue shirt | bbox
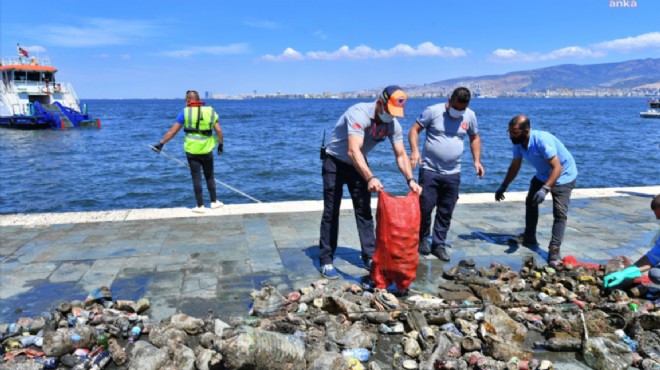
[604,194,660,288]
[409,87,484,262]
[495,115,578,265]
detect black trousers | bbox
[186,152,217,207]
[319,155,375,265]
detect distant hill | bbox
[404,58,660,94]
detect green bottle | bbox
[96,329,109,349]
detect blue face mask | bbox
[448,107,465,119]
[379,111,394,123]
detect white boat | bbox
[640,99,660,119]
[0,45,99,129]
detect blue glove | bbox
[152,142,164,153]
[532,186,550,206]
[603,265,642,288]
[495,185,507,201]
[217,143,224,155]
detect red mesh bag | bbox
[370,190,420,290]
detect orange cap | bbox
[381,85,407,117]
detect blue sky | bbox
[2,0,658,99]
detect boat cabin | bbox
[1,56,62,106]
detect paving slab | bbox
[0,185,659,328]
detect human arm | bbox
[152,123,182,152]
[469,133,484,178]
[604,236,660,288]
[495,157,522,201]
[408,122,424,170]
[603,255,652,288]
[393,142,422,194]
[214,122,224,154]
[347,135,383,192]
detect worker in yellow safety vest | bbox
[152,90,224,213]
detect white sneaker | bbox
[210,200,224,209]
[191,206,206,214]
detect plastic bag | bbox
[371,190,420,290]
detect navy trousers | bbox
[186,152,217,207]
[319,155,375,266]
[418,169,461,249]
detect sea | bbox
[0,97,658,215]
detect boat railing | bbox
[65,82,80,104]
[2,82,26,115]
[1,56,52,66]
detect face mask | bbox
[448,107,465,119]
[379,111,394,123]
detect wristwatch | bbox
[407,178,416,185]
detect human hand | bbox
[603,266,642,288]
[367,177,383,193]
[410,151,421,170]
[495,185,507,201]
[152,143,164,153]
[474,162,485,178]
[408,179,422,195]
[532,186,550,206]
[217,143,224,155]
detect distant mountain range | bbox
[401,58,660,94]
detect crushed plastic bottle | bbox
[615,329,638,351]
[341,348,370,362]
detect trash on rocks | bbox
[6,255,660,369]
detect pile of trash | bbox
[3,255,660,369]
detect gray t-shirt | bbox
[417,103,478,174]
[326,101,403,164]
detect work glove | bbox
[495,185,507,201]
[152,142,164,153]
[603,265,642,288]
[532,185,550,206]
[217,143,224,155]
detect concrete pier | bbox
[1,186,659,324]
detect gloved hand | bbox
[217,143,224,155]
[152,142,164,153]
[495,185,507,201]
[604,265,642,288]
[532,185,550,206]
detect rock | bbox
[583,337,633,370]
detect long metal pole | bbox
[150,145,262,203]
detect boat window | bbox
[27,72,41,81]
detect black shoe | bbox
[547,247,562,266]
[419,238,431,255]
[431,246,450,262]
[508,233,539,248]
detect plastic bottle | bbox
[615,329,638,351]
[441,323,464,337]
[95,329,109,350]
[341,348,370,362]
[128,325,141,343]
[71,333,82,349]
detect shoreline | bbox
[2,185,659,227]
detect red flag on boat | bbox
[18,46,29,57]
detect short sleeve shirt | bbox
[512,130,578,184]
[325,101,403,164]
[644,232,660,266]
[417,104,478,174]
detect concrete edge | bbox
[1,185,659,227]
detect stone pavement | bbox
[1,186,659,326]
